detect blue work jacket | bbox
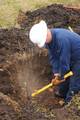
[45,28,80,78]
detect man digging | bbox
[29,20,80,105]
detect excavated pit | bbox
[0,4,80,120]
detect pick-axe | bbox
[31,71,73,97]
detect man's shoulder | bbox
[51,28,69,37]
[53,28,69,34]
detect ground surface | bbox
[0,4,80,120]
[0,0,80,27]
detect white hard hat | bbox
[29,20,47,47]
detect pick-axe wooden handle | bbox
[31,71,73,97]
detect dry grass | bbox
[0,0,80,28]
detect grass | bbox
[0,0,80,28]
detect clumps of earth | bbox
[0,4,80,120]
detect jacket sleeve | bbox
[49,51,60,74]
[59,38,71,78]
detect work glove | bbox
[51,73,62,85]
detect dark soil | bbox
[0,4,80,120]
[18,4,80,34]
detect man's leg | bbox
[65,65,80,103]
[57,78,70,99]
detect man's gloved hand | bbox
[51,74,61,85]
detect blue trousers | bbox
[59,63,80,102]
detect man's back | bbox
[52,28,80,62]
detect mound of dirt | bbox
[18,4,80,34]
[0,4,80,120]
